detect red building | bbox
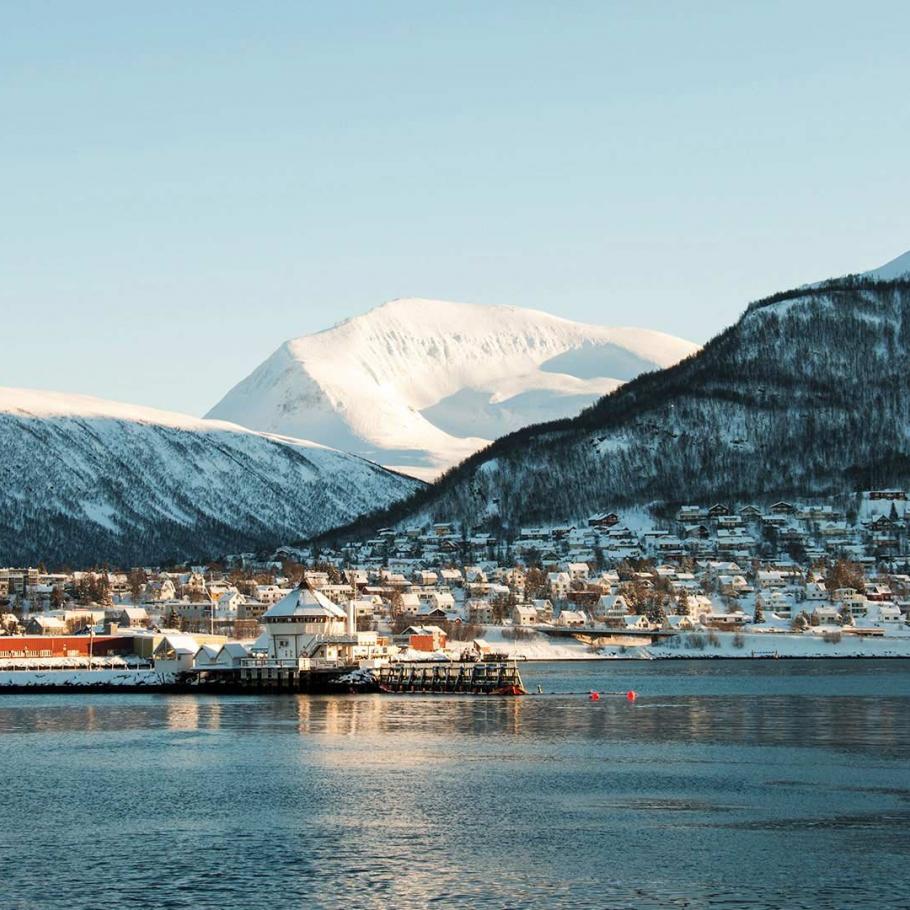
[0,636,134,659]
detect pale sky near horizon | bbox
[1,2,908,416]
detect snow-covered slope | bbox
[207,298,698,478]
[313,273,910,539]
[0,388,419,566]
[865,249,910,280]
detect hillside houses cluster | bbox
[3,494,910,643]
[296,494,910,571]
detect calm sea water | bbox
[1,660,908,910]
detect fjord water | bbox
[1,661,908,910]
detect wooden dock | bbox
[376,660,525,695]
[189,663,350,693]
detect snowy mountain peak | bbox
[207,298,698,479]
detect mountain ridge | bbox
[206,297,698,479]
[311,271,910,543]
[0,387,420,566]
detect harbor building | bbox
[252,584,394,668]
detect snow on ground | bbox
[0,668,177,688]
[448,628,910,661]
[639,630,910,660]
[447,627,604,661]
[0,655,144,670]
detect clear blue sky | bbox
[2,2,908,416]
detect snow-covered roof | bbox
[154,633,199,656]
[263,586,347,620]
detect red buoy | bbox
[589,691,600,701]
[626,690,637,701]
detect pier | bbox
[376,660,525,695]
[189,658,351,693]
[188,659,525,695]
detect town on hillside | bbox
[3,490,910,671]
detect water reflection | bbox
[166,696,199,731]
[0,689,908,758]
[0,663,908,909]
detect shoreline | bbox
[455,627,910,662]
[515,653,910,662]
[0,653,907,693]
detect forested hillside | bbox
[315,277,910,540]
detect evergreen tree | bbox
[128,568,146,604]
[791,611,809,631]
[646,601,667,626]
[677,588,690,616]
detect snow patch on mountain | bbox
[207,298,698,477]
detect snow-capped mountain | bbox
[0,388,419,566]
[206,298,698,478]
[313,266,910,539]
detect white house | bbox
[594,594,630,623]
[865,603,903,625]
[566,562,590,582]
[556,609,587,627]
[765,591,795,619]
[153,634,199,673]
[622,614,652,631]
[811,605,841,624]
[467,599,494,623]
[548,572,571,599]
[803,582,827,602]
[756,571,787,590]
[212,642,252,667]
[259,587,350,663]
[512,605,538,626]
[143,578,176,602]
[254,584,288,605]
[420,590,456,612]
[216,591,246,618]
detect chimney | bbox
[346,599,356,636]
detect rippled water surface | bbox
[1,660,909,909]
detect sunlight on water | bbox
[0,660,908,909]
